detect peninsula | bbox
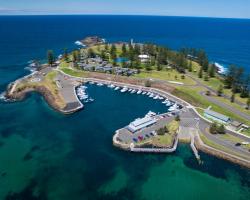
[4,36,250,168]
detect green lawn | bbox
[134,69,196,85]
[152,120,179,147]
[60,68,87,78]
[172,86,250,126]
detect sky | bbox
[0,0,250,19]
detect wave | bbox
[74,40,85,47]
[214,62,227,75]
[0,92,7,102]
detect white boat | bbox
[169,103,178,111]
[128,88,132,92]
[147,92,151,95]
[159,96,164,100]
[137,90,142,94]
[114,87,120,91]
[121,87,128,93]
[153,95,159,100]
[142,91,146,95]
[131,89,136,94]
[165,101,172,106]
[110,84,115,88]
[149,93,154,98]
[97,83,104,86]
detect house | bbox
[204,109,231,123]
[138,54,150,63]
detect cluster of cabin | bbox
[77,56,138,76]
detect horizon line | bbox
[0,14,249,20]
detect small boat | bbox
[89,81,94,85]
[142,91,146,95]
[128,88,132,92]
[97,83,104,86]
[137,90,142,94]
[149,93,154,98]
[146,92,151,95]
[131,89,136,94]
[114,87,120,91]
[159,96,164,100]
[121,87,128,93]
[153,95,159,100]
[168,103,178,111]
[110,84,115,88]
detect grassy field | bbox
[134,69,196,85]
[172,86,250,126]
[152,120,179,147]
[15,71,66,108]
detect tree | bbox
[198,67,203,78]
[217,85,223,96]
[47,50,54,66]
[231,92,235,103]
[209,122,217,134]
[72,50,80,63]
[121,43,127,56]
[204,74,209,81]
[246,97,250,110]
[224,65,236,89]
[188,61,193,72]
[110,44,117,60]
[208,64,216,77]
[145,79,152,87]
[217,124,225,134]
[175,115,180,121]
[63,48,69,62]
[145,62,152,71]
[156,63,163,71]
[87,48,95,58]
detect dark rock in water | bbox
[0,127,13,138]
[81,36,105,46]
[1,172,7,177]
[5,179,45,200]
[23,153,33,161]
[23,145,40,161]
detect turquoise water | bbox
[115,57,129,63]
[0,85,250,199]
[0,15,250,199]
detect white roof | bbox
[127,117,156,132]
[138,54,150,59]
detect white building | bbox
[138,54,150,63]
[127,116,157,133]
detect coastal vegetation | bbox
[152,120,179,147]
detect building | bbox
[127,116,157,133]
[204,109,231,123]
[138,54,150,63]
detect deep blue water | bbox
[0,15,250,200]
[0,15,250,92]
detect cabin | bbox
[138,54,150,63]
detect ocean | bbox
[0,15,250,200]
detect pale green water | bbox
[0,84,249,200]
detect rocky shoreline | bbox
[195,137,250,169]
[5,83,64,113]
